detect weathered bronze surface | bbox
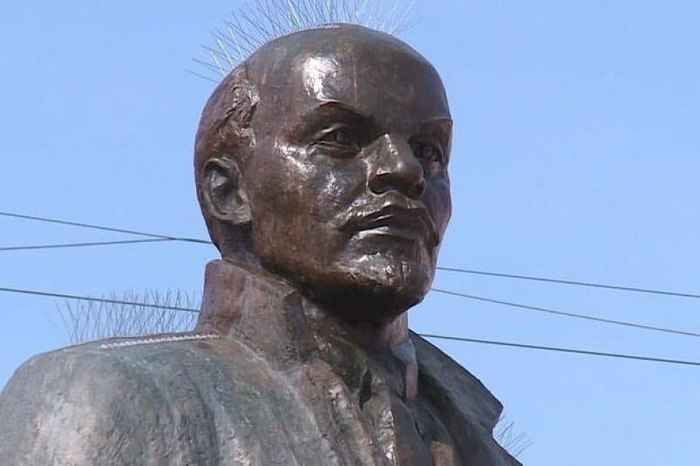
[0,25,520,465]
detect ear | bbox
[200,156,252,226]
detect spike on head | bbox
[194,0,416,82]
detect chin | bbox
[304,253,435,323]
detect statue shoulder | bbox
[2,333,221,396]
[0,333,226,465]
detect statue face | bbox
[243,27,452,322]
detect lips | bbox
[344,204,439,246]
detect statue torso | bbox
[0,261,519,466]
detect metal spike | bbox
[194,0,417,84]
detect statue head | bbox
[195,24,452,323]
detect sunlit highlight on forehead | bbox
[301,55,340,100]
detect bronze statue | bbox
[0,23,520,466]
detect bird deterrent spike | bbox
[193,0,416,82]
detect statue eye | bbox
[411,141,444,164]
[318,127,360,149]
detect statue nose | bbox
[367,134,426,199]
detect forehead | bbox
[248,26,451,133]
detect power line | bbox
[431,288,700,339]
[5,210,687,338]
[0,234,691,338]
[0,238,174,252]
[0,211,211,245]
[0,258,688,338]
[419,333,700,368]
[3,211,699,339]
[0,286,199,313]
[437,266,700,300]
[1,285,699,368]
[3,210,700,300]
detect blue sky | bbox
[1,1,699,464]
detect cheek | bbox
[248,145,313,209]
[424,178,452,237]
[248,139,369,228]
[308,159,368,220]
[247,155,319,263]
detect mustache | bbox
[335,194,440,246]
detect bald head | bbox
[196,25,450,252]
[246,25,449,126]
[195,25,452,319]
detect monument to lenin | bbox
[0,3,521,465]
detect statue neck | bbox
[196,259,410,356]
[195,259,417,400]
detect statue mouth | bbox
[341,202,439,247]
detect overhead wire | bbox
[1,284,698,368]
[431,288,700,339]
[436,266,700,300]
[1,239,695,338]
[420,334,700,368]
[2,210,700,341]
[0,238,174,252]
[0,286,199,313]
[0,211,210,244]
[2,210,699,300]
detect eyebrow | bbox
[291,100,452,139]
[288,101,375,138]
[421,116,453,125]
[317,102,453,127]
[316,100,375,122]
[413,118,453,144]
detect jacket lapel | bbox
[411,333,522,466]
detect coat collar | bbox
[195,259,413,380]
[195,259,519,465]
